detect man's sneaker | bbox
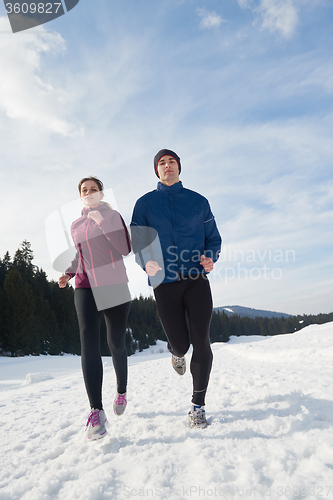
[85,409,107,440]
[188,405,208,428]
[113,393,127,416]
[172,355,186,375]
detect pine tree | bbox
[12,240,36,283]
[0,251,11,287]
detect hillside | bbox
[215,305,291,318]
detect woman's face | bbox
[80,180,104,208]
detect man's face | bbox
[157,155,180,186]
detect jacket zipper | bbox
[85,215,98,287]
[110,250,115,269]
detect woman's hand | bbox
[88,211,104,225]
[145,261,162,276]
[58,274,70,288]
[200,255,214,272]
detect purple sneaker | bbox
[85,409,107,440]
[113,393,127,416]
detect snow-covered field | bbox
[1,323,333,500]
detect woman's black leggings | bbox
[74,287,131,410]
[153,274,213,406]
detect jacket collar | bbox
[157,181,183,194]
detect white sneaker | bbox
[85,409,107,440]
[171,355,186,375]
[188,405,208,428]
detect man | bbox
[131,149,221,428]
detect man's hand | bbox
[145,261,162,276]
[200,255,214,272]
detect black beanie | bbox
[154,149,181,177]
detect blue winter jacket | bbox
[130,181,222,286]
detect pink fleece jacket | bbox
[66,204,131,289]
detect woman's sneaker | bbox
[113,393,127,416]
[86,409,107,440]
[172,355,186,375]
[188,405,208,428]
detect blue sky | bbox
[0,0,332,315]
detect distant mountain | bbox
[214,305,291,319]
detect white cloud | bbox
[238,0,299,38]
[0,17,82,136]
[257,0,298,38]
[196,8,225,29]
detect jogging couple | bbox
[58,149,222,440]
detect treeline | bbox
[0,241,80,357]
[0,241,332,357]
[0,241,165,357]
[209,310,333,344]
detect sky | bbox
[0,0,332,316]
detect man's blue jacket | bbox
[130,181,222,286]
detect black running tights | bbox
[153,274,213,406]
[74,288,131,410]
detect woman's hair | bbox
[78,176,113,210]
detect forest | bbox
[0,241,332,357]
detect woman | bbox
[59,176,131,440]
[131,149,221,428]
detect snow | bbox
[22,372,55,385]
[1,324,333,500]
